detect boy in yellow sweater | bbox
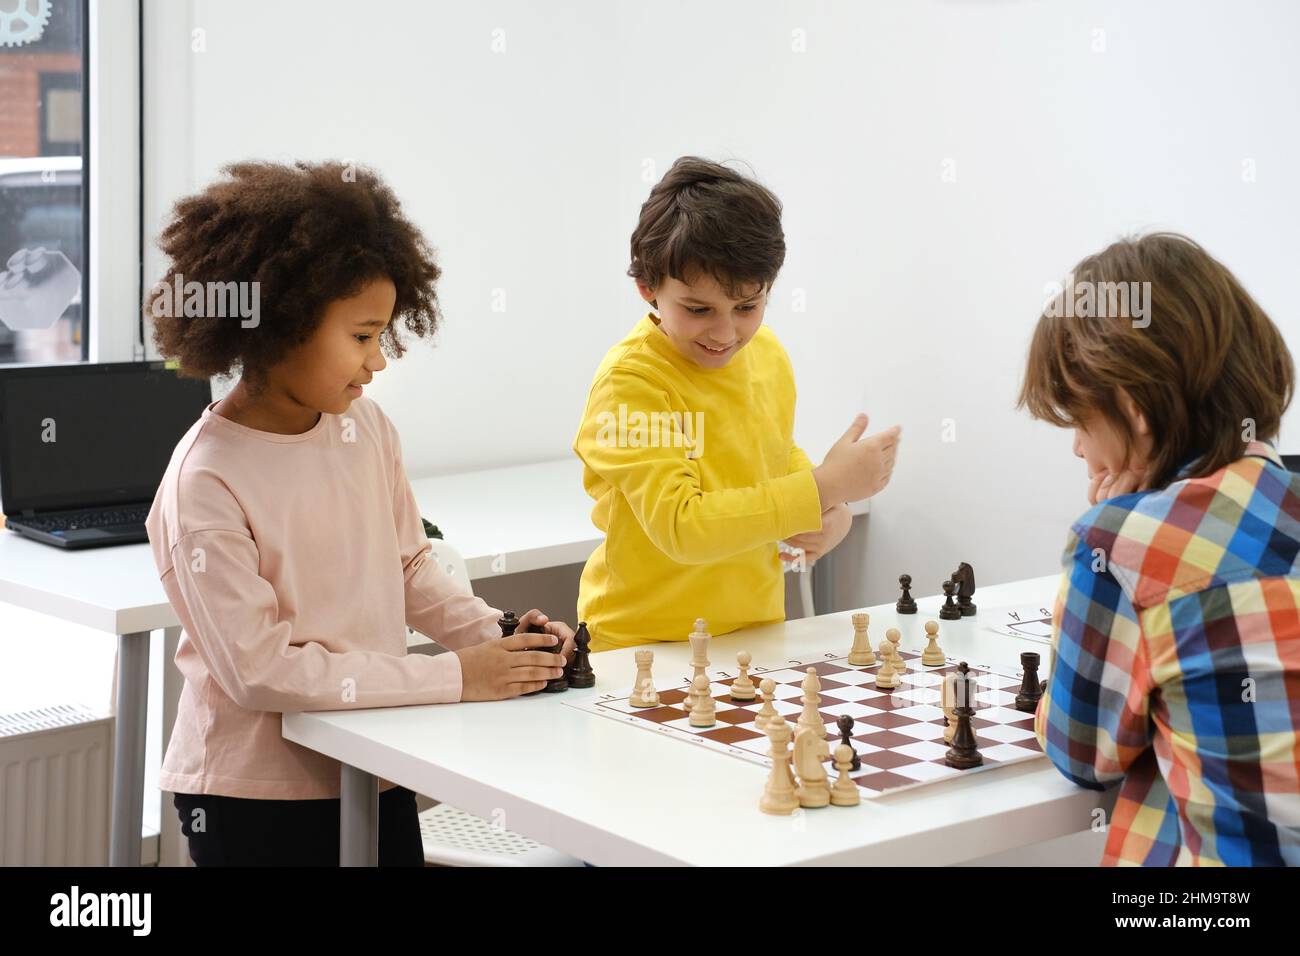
[574,157,901,651]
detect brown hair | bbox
[1017,232,1294,488]
[628,156,785,299]
[147,160,441,388]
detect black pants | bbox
[173,786,425,867]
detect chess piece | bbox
[875,648,899,689]
[953,562,977,616]
[564,622,596,688]
[945,662,984,769]
[848,612,875,666]
[688,674,716,727]
[635,677,659,708]
[836,714,860,771]
[921,620,945,666]
[793,727,831,808]
[730,651,757,702]
[497,610,519,637]
[887,627,906,674]
[629,649,658,707]
[1015,651,1043,712]
[830,744,861,807]
[939,579,962,621]
[754,678,778,731]
[896,574,918,614]
[683,618,711,714]
[760,717,799,815]
[941,670,958,743]
[529,619,568,694]
[796,668,827,739]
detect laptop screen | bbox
[0,362,212,515]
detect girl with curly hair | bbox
[144,160,573,866]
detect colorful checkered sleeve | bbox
[1035,526,1155,789]
[1034,442,1300,865]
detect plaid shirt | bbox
[1036,441,1300,865]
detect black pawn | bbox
[939,579,962,621]
[896,574,917,614]
[498,610,520,637]
[953,562,977,616]
[1015,651,1043,712]
[836,714,860,771]
[944,662,983,769]
[565,622,596,688]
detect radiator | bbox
[0,704,111,866]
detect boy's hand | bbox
[1087,466,1150,505]
[455,626,566,700]
[517,608,576,663]
[782,502,853,564]
[813,414,902,505]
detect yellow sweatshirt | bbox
[574,313,823,651]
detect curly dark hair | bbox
[147,160,441,386]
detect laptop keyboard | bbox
[16,505,151,533]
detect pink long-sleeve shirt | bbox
[146,395,501,799]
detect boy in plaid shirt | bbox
[1019,233,1300,865]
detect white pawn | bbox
[921,620,945,666]
[887,627,906,674]
[875,647,900,689]
[796,668,827,739]
[629,649,658,707]
[689,673,716,727]
[753,677,778,731]
[830,744,861,806]
[730,650,757,701]
[848,612,875,666]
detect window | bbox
[0,0,87,364]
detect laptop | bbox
[0,361,212,549]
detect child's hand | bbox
[813,414,902,505]
[1087,466,1151,505]
[455,627,566,701]
[517,609,576,663]
[782,502,853,564]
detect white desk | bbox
[0,456,866,866]
[284,574,1112,867]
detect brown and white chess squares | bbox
[848,612,875,666]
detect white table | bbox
[1,457,866,866]
[0,531,179,867]
[284,574,1113,867]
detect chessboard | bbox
[564,649,1044,798]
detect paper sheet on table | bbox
[982,604,1055,644]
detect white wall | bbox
[143,0,1300,604]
